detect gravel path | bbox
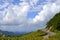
[42,29,56,38]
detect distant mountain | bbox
[0,30,14,36]
[0,30,27,36]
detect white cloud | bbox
[1,2,29,24]
[0,2,9,9]
[55,0,60,5]
[33,3,60,23]
[0,0,60,32]
[0,1,30,32]
[29,0,38,6]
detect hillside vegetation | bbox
[46,12,60,31]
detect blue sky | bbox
[0,0,60,32]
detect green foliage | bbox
[46,12,60,31]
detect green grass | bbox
[0,30,47,40]
[0,30,60,40]
[19,30,47,40]
[19,30,60,40]
[44,30,60,40]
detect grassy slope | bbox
[0,30,60,40]
[0,30,47,40]
[19,30,47,40]
[19,30,60,40]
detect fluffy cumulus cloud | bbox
[0,0,60,32]
[33,3,60,23]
